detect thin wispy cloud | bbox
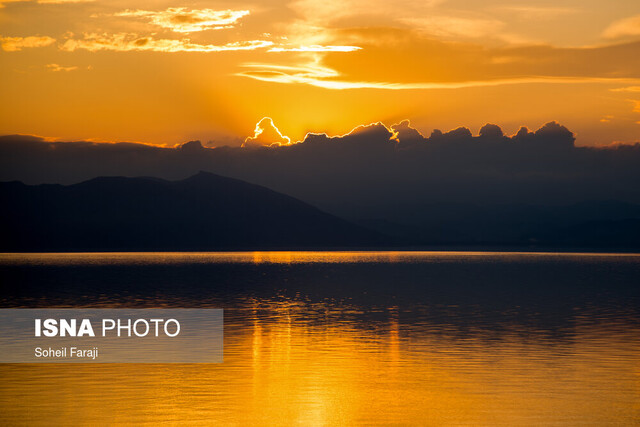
[238,62,640,90]
[497,6,577,18]
[46,63,78,72]
[401,16,505,39]
[0,0,92,6]
[289,0,445,25]
[603,14,640,39]
[60,33,272,53]
[610,86,640,122]
[0,35,55,51]
[611,86,640,92]
[37,0,93,3]
[2,32,357,55]
[114,8,250,33]
[268,45,361,52]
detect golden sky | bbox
[1,0,640,146]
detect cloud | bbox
[330,28,640,79]
[243,117,291,147]
[268,45,361,52]
[302,121,398,147]
[289,0,444,25]
[400,16,505,40]
[236,28,640,90]
[610,86,640,119]
[2,121,639,217]
[497,6,576,18]
[238,61,640,90]
[288,0,528,45]
[0,0,92,6]
[114,8,250,33]
[603,14,640,39]
[611,86,640,92]
[60,33,273,53]
[46,63,78,72]
[236,63,347,88]
[0,35,55,51]
[37,0,93,3]
[391,120,425,149]
[179,140,205,153]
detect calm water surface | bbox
[0,251,639,425]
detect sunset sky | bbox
[1,0,640,146]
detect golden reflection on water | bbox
[1,252,639,424]
[2,250,638,266]
[0,298,638,425]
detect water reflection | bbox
[0,252,639,424]
[1,250,636,266]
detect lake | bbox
[0,251,639,425]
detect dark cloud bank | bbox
[2,121,640,248]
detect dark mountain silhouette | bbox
[353,200,640,250]
[1,171,639,252]
[0,172,387,251]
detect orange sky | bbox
[1,0,640,146]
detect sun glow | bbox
[1,0,640,145]
[243,117,292,147]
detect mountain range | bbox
[1,171,639,251]
[0,172,385,251]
